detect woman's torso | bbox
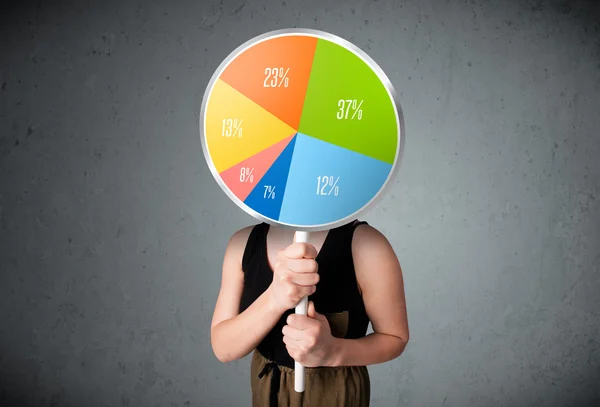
[239,220,372,406]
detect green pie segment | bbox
[298,38,398,164]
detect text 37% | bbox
[336,99,363,120]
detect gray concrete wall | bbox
[1,0,599,406]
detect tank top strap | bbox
[350,219,369,232]
[239,222,271,315]
[313,219,370,339]
[241,222,269,273]
[308,219,368,306]
[327,219,369,251]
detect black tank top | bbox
[239,219,370,368]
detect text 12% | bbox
[316,176,340,196]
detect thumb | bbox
[307,301,325,320]
[307,301,317,318]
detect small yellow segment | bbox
[205,79,297,173]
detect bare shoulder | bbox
[352,222,397,254]
[352,222,409,344]
[223,224,256,264]
[212,224,257,330]
[351,222,402,289]
[229,224,255,246]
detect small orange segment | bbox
[219,35,318,130]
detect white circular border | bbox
[199,28,406,232]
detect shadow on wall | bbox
[0,351,112,407]
[0,352,74,407]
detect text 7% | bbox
[263,185,276,199]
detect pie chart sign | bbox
[200,28,405,231]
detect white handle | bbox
[293,230,310,392]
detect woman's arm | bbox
[210,227,284,363]
[282,223,409,367]
[210,227,320,363]
[329,223,409,366]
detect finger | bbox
[282,325,304,341]
[286,345,303,363]
[285,258,318,275]
[307,301,316,318]
[282,242,318,259]
[286,314,316,330]
[285,322,317,339]
[287,269,319,287]
[296,285,317,299]
[283,335,299,350]
[273,264,318,287]
[306,302,326,321]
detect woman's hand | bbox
[267,242,320,313]
[282,301,339,367]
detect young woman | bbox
[210,219,409,406]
